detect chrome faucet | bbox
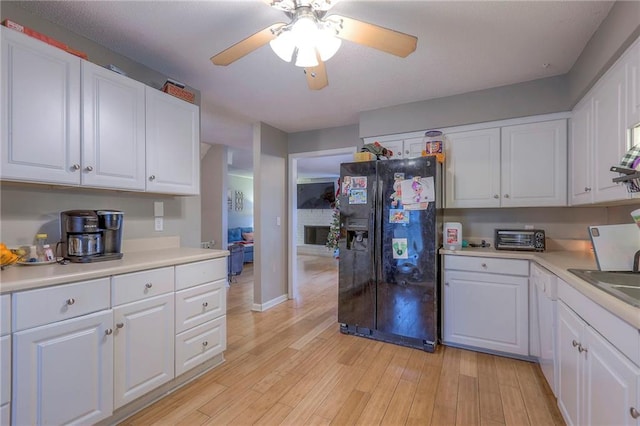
[634,250,640,273]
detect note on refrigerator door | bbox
[392,238,408,259]
[400,176,434,210]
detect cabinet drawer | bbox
[0,294,10,336]
[444,255,529,276]
[112,267,174,306]
[175,258,226,291]
[13,278,110,331]
[175,316,226,376]
[175,279,226,333]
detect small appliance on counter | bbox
[60,210,124,263]
[495,229,546,251]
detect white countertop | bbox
[440,247,640,330]
[0,247,229,294]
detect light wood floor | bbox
[122,255,565,426]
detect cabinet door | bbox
[444,128,501,208]
[592,60,629,203]
[557,301,583,426]
[443,270,528,355]
[145,87,200,195]
[501,119,567,207]
[0,334,10,407]
[113,293,174,409]
[382,139,405,159]
[82,61,146,190]
[626,38,640,131]
[583,325,640,426]
[403,137,426,158]
[12,310,113,426]
[1,27,81,185]
[570,100,594,205]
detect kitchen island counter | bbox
[0,247,229,294]
[440,247,640,329]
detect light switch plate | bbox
[154,201,164,217]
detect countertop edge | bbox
[440,248,640,330]
[0,248,230,293]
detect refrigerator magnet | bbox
[352,176,367,189]
[341,176,352,195]
[400,176,435,209]
[390,174,403,207]
[349,189,367,204]
[392,238,409,259]
[389,209,409,223]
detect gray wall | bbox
[200,144,227,249]
[288,124,360,153]
[0,2,203,249]
[227,174,254,229]
[254,123,288,307]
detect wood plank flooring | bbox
[121,255,565,425]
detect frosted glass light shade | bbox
[295,45,319,67]
[316,32,341,61]
[270,31,295,62]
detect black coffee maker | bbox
[60,210,124,262]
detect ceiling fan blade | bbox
[330,15,417,58]
[210,23,285,66]
[304,56,328,90]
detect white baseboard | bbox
[252,294,288,312]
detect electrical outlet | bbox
[200,240,215,249]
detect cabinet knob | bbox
[72,164,80,171]
[578,345,588,354]
[493,194,499,199]
[585,187,591,192]
[85,165,93,172]
[631,407,640,419]
[503,194,510,199]
[202,302,209,308]
[202,341,208,347]
[149,175,156,181]
[116,322,124,329]
[445,282,449,286]
[481,263,487,269]
[66,298,75,306]
[572,339,579,347]
[105,328,113,336]
[145,283,153,289]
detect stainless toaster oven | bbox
[495,229,546,251]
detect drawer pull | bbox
[578,345,588,354]
[631,407,640,419]
[105,328,113,336]
[572,340,579,347]
[202,302,209,308]
[145,283,153,289]
[481,263,487,269]
[202,341,208,347]
[116,323,124,329]
[66,298,76,306]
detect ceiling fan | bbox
[210,0,418,90]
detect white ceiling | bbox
[13,0,614,176]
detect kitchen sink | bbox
[568,269,640,308]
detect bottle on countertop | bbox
[35,233,54,262]
[443,222,463,251]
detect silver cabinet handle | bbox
[85,165,93,172]
[578,345,588,354]
[66,298,75,306]
[572,340,579,347]
[202,302,209,308]
[493,194,499,199]
[630,407,640,419]
[72,164,80,171]
[585,187,591,192]
[116,323,124,329]
[105,328,113,336]
[444,282,449,286]
[145,283,153,289]
[202,341,208,347]
[504,194,510,199]
[149,175,156,181]
[481,263,488,269]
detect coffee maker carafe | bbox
[60,210,124,262]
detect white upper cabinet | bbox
[145,87,200,195]
[500,120,567,207]
[444,119,567,208]
[445,128,501,208]
[82,61,146,190]
[570,36,640,205]
[1,27,81,185]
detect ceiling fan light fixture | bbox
[294,45,319,68]
[269,30,295,62]
[316,31,341,61]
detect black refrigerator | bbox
[338,156,442,352]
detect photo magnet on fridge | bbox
[392,238,408,259]
[349,189,367,204]
[389,209,409,224]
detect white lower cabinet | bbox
[1,334,11,425]
[12,310,114,425]
[557,300,640,426]
[113,293,174,409]
[442,255,529,356]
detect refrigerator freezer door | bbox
[377,157,439,348]
[338,161,377,332]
